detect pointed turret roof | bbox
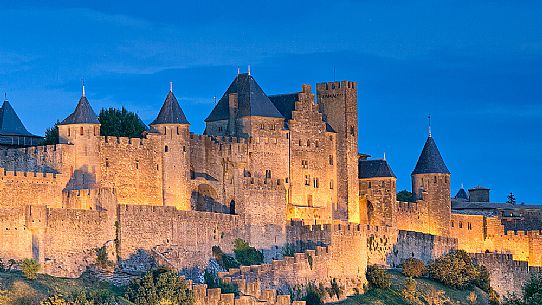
[60,95,99,125]
[454,187,469,201]
[359,159,396,179]
[412,136,450,175]
[205,73,283,122]
[0,100,34,136]
[151,90,189,125]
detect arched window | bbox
[229,200,236,215]
[165,145,169,152]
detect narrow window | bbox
[451,220,454,227]
[468,222,472,230]
[80,127,84,136]
[165,145,169,152]
[307,140,310,147]
[299,139,302,146]
[329,155,334,165]
[368,181,372,189]
[315,141,319,148]
[305,175,310,186]
[330,180,334,189]
[459,221,463,229]
[350,126,355,136]
[270,124,276,130]
[183,146,186,152]
[313,178,319,188]
[105,158,109,168]
[260,124,265,130]
[135,160,139,169]
[307,194,313,207]
[177,126,180,135]
[218,126,223,132]
[68,128,71,137]
[302,160,308,169]
[434,176,437,183]
[265,170,272,179]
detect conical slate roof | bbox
[151,91,189,125]
[359,159,396,179]
[205,73,283,122]
[454,187,469,200]
[412,136,450,175]
[60,96,99,125]
[0,100,33,136]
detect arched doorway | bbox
[229,200,236,215]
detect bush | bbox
[204,270,239,295]
[21,258,40,280]
[96,245,113,269]
[366,265,391,289]
[40,295,69,305]
[211,245,240,270]
[401,277,419,304]
[402,258,427,278]
[489,288,500,305]
[282,244,295,257]
[233,239,263,266]
[125,267,194,305]
[302,282,325,305]
[326,278,343,300]
[428,250,489,291]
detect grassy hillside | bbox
[338,271,490,305]
[0,271,132,305]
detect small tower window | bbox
[459,221,463,229]
[68,128,71,137]
[260,124,265,130]
[301,160,308,169]
[329,155,334,165]
[313,178,319,188]
[270,124,276,130]
[307,140,310,147]
[330,180,334,189]
[218,126,223,132]
[265,170,272,179]
[315,141,319,148]
[299,139,302,146]
[468,222,472,230]
[451,220,454,227]
[80,127,84,136]
[177,126,180,135]
[165,145,169,152]
[307,194,313,207]
[350,126,355,136]
[135,160,139,170]
[368,182,372,189]
[305,175,310,186]
[434,176,437,183]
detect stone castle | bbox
[1,72,541,300]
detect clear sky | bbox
[1,1,541,203]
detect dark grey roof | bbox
[205,73,283,122]
[60,96,99,125]
[359,159,396,179]
[412,136,450,175]
[452,201,542,210]
[454,188,469,200]
[469,185,490,191]
[269,92,335,132]
[0,100,34,136]
[151,91,189,125]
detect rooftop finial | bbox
[428,114,432,137]
[82,79,86,97]
[383,151,386,161]
[3,92,6,101]
[237,66,240,75]
[170,81,173,92]
[461,182,464,189]
[248,65,251,75]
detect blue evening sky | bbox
[1,1,541,202]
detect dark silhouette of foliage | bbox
[125,267,194,305]
[21,258,40,280]
[233,239,263,266]
[42,121,60,145]
[211,245,240,270]
[302,282,325,305]
[428,250,490,292]
[99,107,146,138]
[507,192,517,205]
[397,190,415,202]
[203,270,238,295]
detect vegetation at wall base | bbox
[233,238,264,266]
[124,267,194,305]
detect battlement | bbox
[101,136,153,147]
[241,177,285,190]
[504,230,542,236]
[316,81,356,91]
[0,167,61,182]
[119,204,241,224]
[191,283,300,305]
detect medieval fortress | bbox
[1,72,541,300]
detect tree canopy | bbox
[397,190,415,202]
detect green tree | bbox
[428,250,489,291]
[233,239,263,266]
[40,294,69,305]
[42,120,60,145]
[302,282,325,305]
[402,258,427,278]
[125,267,194,305]
[507,192,517,205]
[203,270,238,295]
[99,107,146,138]
[397,190,414,202]
[366,265,391,289]
[211,245,240,270]
[21,258,40,280]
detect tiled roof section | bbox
[151,91,189,125]
[452,201,542,210]
[60,96,99,125]
[205,73,283,122]
[454,188,469,200]
[0,100,33,136]
[412,136,450,175]
[359,159,396,179]
[269,93,298,120]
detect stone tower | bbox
[150,86,191,210]
[411,134,451,236]
[204,73,284,138]
[58,86,101,189]
[358,157,397,227]
[316,81,359,222]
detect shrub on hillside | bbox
[203,270,238,295]
[21,258,40,280]
[125,267,194,305]
[211,245,240,270]
[40,294,69,305]
[366,265,391,289]
[402,258,427,278]
[302,282,325,305]
[428,250,489,291]
[233,239,263,266]
[401,277,420,304]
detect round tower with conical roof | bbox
[150,84,191,210]
[411,133,451,236]
[58,84,101,189]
